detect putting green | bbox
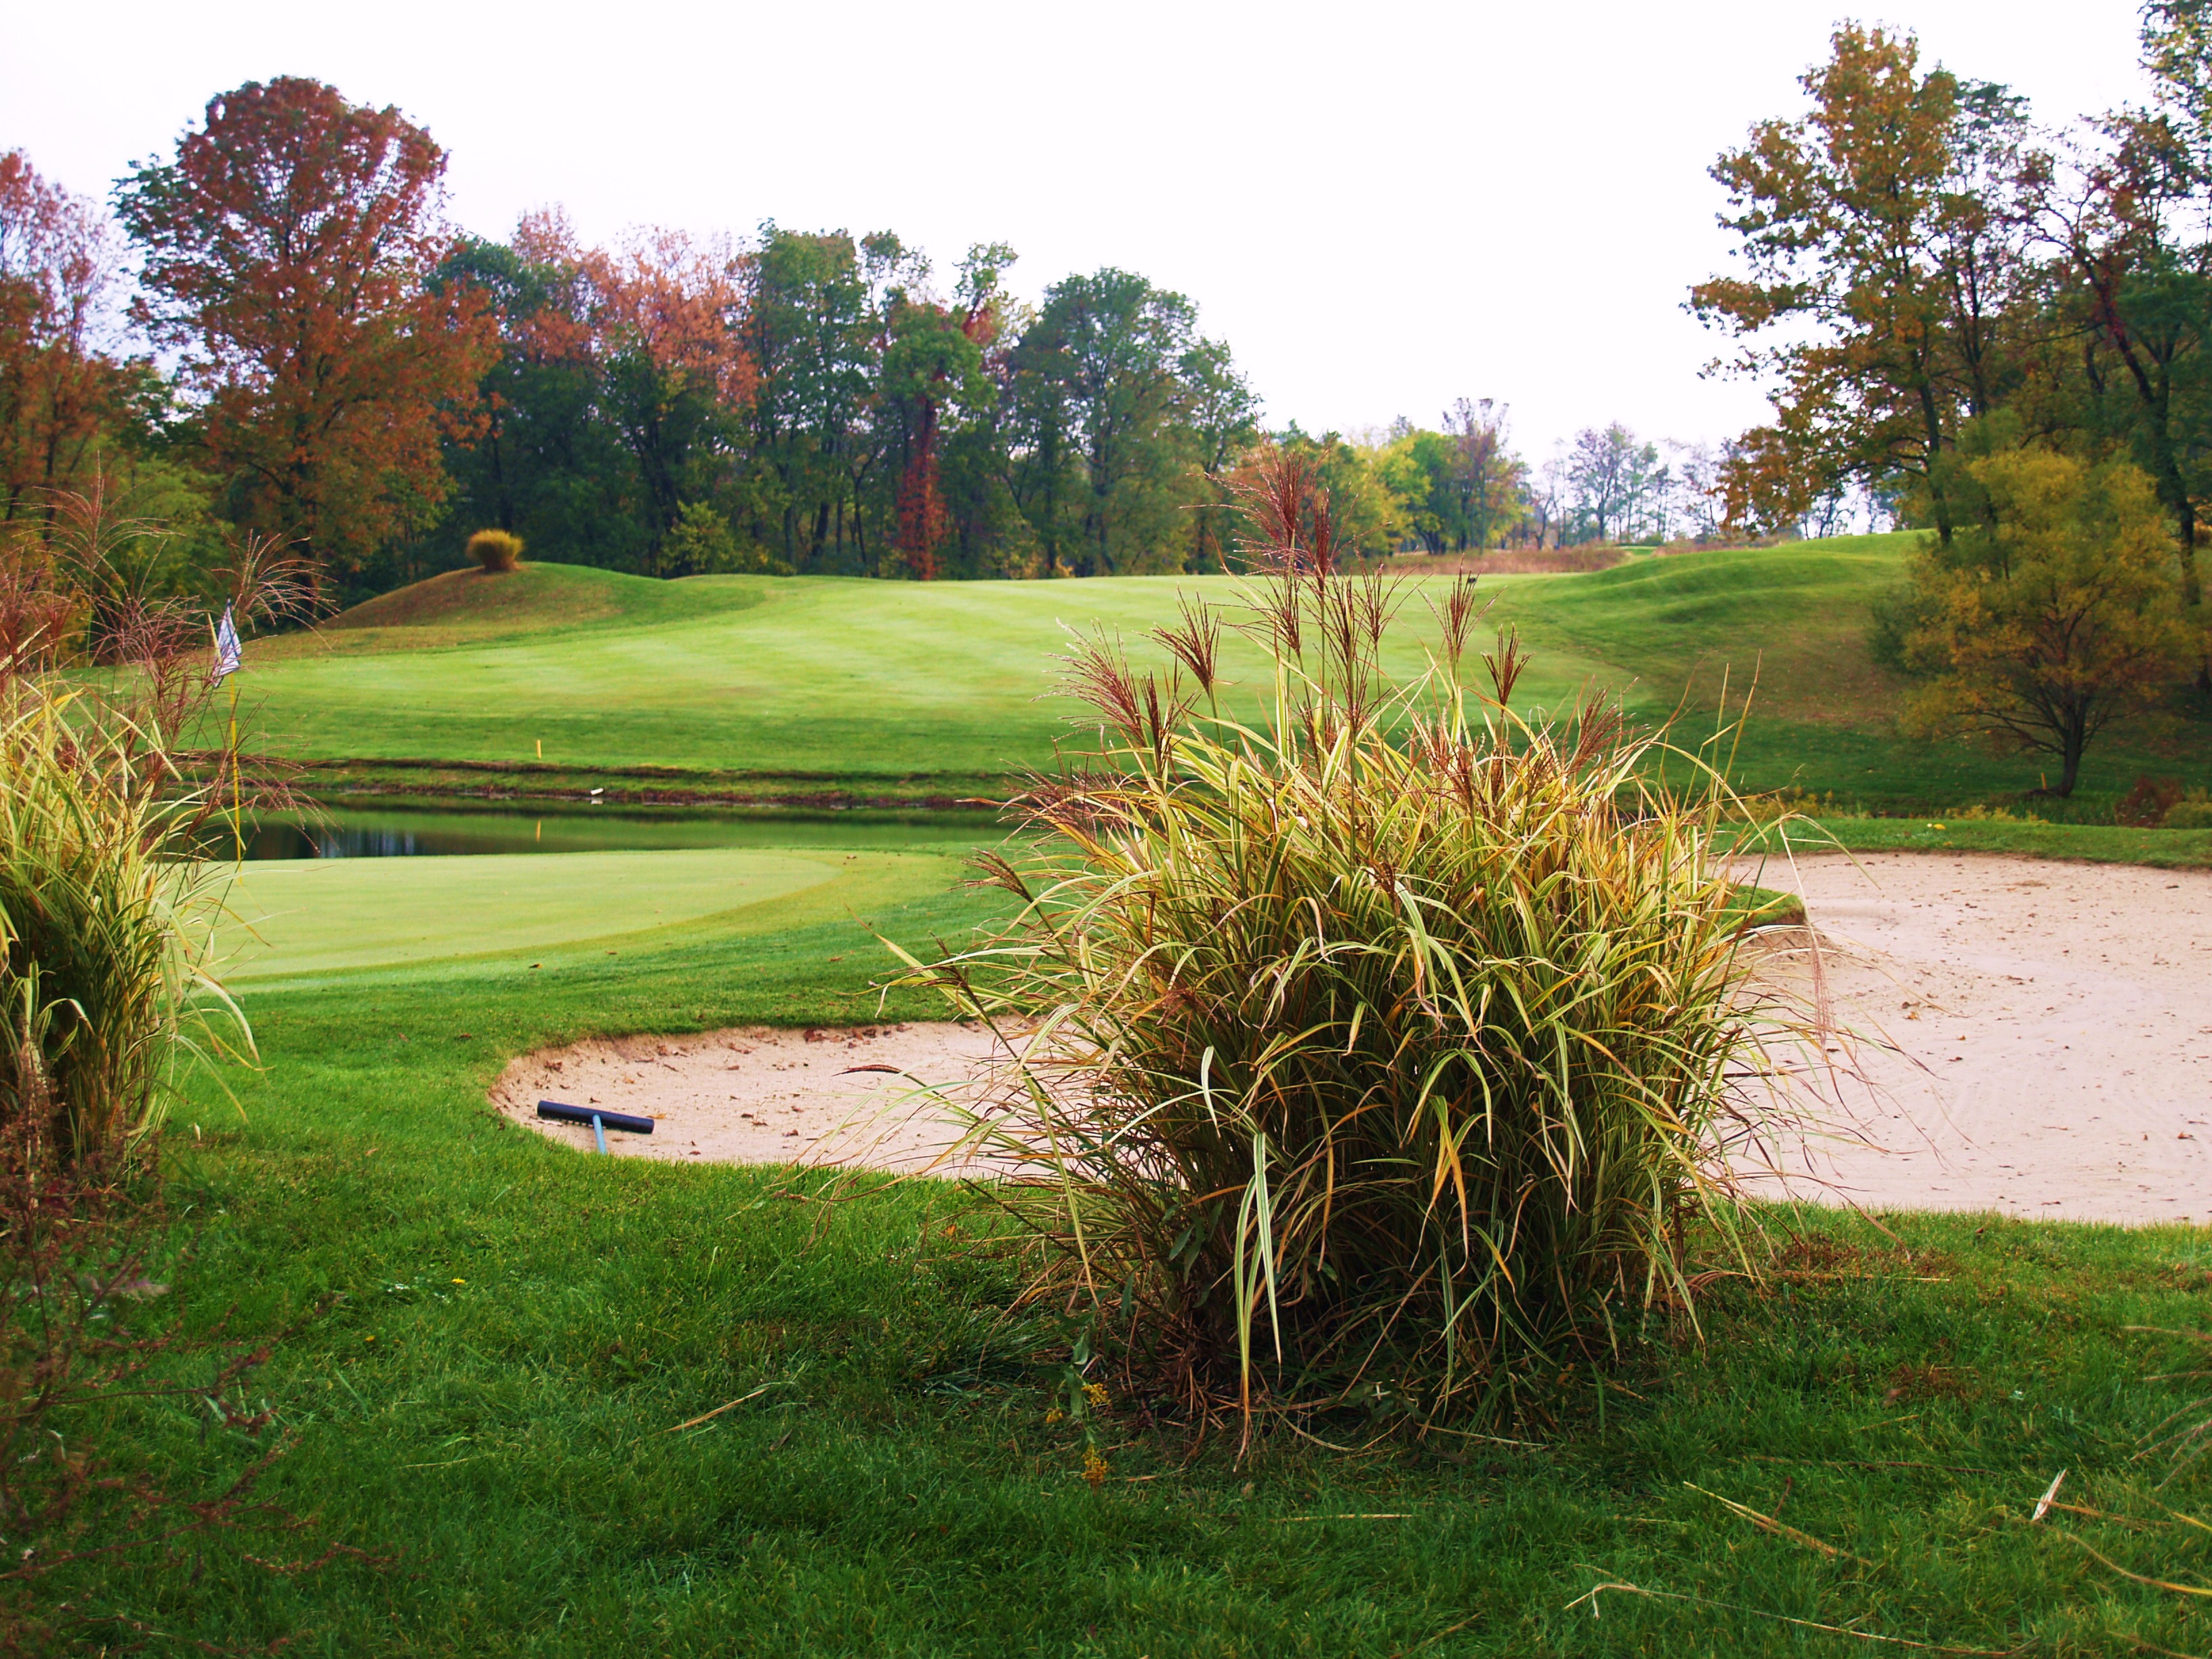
[210,847,955,981]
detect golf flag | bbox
[210,604,243,686]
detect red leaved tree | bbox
[0,150,137,524]
[115,78,495,606]
[578,228,753,569]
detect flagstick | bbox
[228,676,241,864]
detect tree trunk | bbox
[2177,495,2208,626]
[2057,718,2085,798]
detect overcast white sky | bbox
[5,0,2152,459]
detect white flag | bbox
[210,604,243,686]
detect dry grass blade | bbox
[2126,1327,2212,1488]
[1266,1512,1412,1523]
[1684,1481,1874,1564]
[1562,1577,2022,1654]
[663,1381,782,1433]
[2055,1531,2212,1598]
[2032,1467,2068,1521]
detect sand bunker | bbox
[1734,851,2209,1225]
[493,853,2211,1225]
[490,1021,1010,1173]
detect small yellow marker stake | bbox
[536,738,542,758]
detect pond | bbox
[212,800,1003,860]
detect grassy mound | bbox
[286,562,771,656]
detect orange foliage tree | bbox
[115,78,495,604]
[576,229,753,571]
[0,150,138,523]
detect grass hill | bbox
[241,539,2209,812]
[279,561,764,654]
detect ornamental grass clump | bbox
[468,529,523,572]
[0,485,289,1163]
[907,455,1791,1431]
[0,687,245,1162]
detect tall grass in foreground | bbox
[0,688,245,1159]
[903,457,1799,1431]
[0,484,296,1160]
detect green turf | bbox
[213,846,962,982]
[232,541,2212,813]
[1733,815,2212,868]
[35,843,2207,1654]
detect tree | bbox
[2024,9,2212,610]
[1176,335,1259,569]
[115,79,495,605]
[878,247,1008,579]
[1693,27,2032,538]
[1561,422,1663,542]
[1666,440,1732,541]
[1444,398,1527,550]
[739,226,886,571]
[426,211,647,578]
[1376,424,1454,553]
[583,228,752,575]
[659,499,787,575]
[0,151,142,524]
[1010,269,1205,575]
[1896,441,2188,795]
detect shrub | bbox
[467,529,523,572]
[903,456,1791,1431]
[2166,798,2212,830]
[660,502,790,577]
[2116,775,2185,827]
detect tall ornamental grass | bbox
[0,687,244,1160]
[0,485,291,1162]
[467,529,524,572]
[905,457,1794,1431]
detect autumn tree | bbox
[1896,438,2188,794]
[1247,428,1406,557]
[1694,26,2034,538]
[582,228,751,574]
[115,78,495,605]
[0,150,140,522]
[428,211,643,574]
[877,245,1012,579]
[401,219,1253,585]
[2022,5,2212,611]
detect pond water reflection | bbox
[218,802,1000,860]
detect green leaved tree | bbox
[1897,441,2189,795]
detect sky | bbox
[4,0,2155,462]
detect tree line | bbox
[2,77,1753,609]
